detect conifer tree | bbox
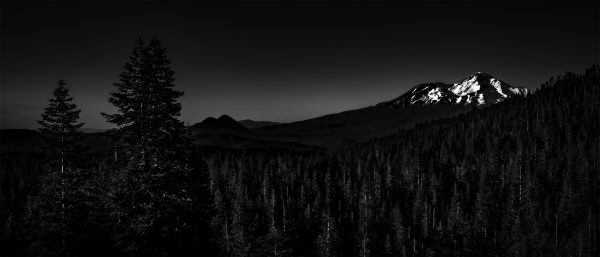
[317,211,339,257]
[38,79,85,163]
[28,79,86,255]
[102,37,194,255]
[391,203,406,254]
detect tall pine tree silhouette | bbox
[38,79,84,161]
[29,79,85,255]
[102,37,194,255]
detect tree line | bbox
[0,37,598,256]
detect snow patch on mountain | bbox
[490,78,507,98]
[450,74,480,95]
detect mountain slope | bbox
[378,72,530,107]
[254,105,469,149]
[238,119,280,129]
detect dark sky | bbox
[1,0,598,129]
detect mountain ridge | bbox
[238,119,280,129]
[378,72,530,107]
[1,72,531,152]
[190,114,255,137]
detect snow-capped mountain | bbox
[378,72,530,107]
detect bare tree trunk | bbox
[555,213,558,254]
[519,164,522,203]
[589,205,592,254]
[272,189,278,256]
[432,205,436,231]
[143,148,149,173]
[224,218,230,254]
[283,186,287,234]
[579,227,582,257]
[113,145,118,162]
[61,151,66,256]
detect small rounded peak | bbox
[202,117,217,122]
[191,116,217,128]
[217,114,237,123]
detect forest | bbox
[0,38,598,257]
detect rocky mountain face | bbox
[378,72,530,107]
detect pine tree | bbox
[28,79,87,255]
[102,37,187,163]
[38,79,84,163]
[317,211,339,257]
[357,183,371,257]
[391,203,406,255]
[102,37,194,255]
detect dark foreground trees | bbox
[6,38,215,256]
[28,79,84,255]
[102,37,210,255]
[26,80,109,255]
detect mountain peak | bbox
[473,71,491,76]
[191,114,254,136]
[217,114,236,123]
[378,72,530,107]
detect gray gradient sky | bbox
[1,0,598,129]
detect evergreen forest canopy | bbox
[0,38,598,257]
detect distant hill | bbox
[0,129,45,153]
[189,115,321,151]
[190,115,255,138]
[0,129,111,153]
[238,119,280,129]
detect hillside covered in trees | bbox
[0,37,597,256]
[200,65,599,257]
